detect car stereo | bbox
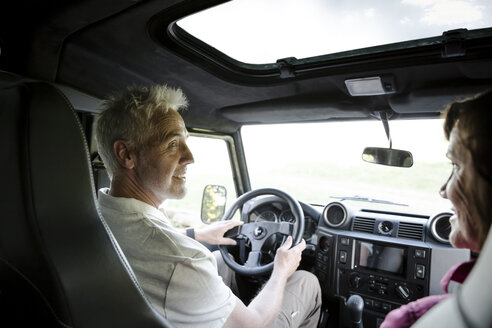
[316,233,430,316]
[355,240,406,275]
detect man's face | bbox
[135,110,194,204]
[440,128,480,252]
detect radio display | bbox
[356,241,405,275]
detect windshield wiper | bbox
[331,195,407,207]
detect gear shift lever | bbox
[346,294,364,328]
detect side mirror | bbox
[362,147,413,168]
[201,185,227,224]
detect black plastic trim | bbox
[148,1,492,86]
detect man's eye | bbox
[169,140,177,148]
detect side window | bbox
[164,135,237,228]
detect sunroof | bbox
[177,0,491,64]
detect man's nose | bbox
[180,143,194,164]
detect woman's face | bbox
[440,128,481,252]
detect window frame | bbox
[189,129,250,197]
[149,1,492,85]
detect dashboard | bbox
[241,196,471,328]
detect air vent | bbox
[430,213,452,244]
[323,202,347,228]
[352,217,375,233]
[397,222,424,240]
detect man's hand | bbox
[195,220,244,245]
[272,236,306,281]
[224,235,307,328]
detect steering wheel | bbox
[219,188,305,275]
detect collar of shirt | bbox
[440,258,477,293]
[98,187,172,227]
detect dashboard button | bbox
[415,249,426,258]
[340,237,350,245]
[416,264,426,279]
[382,303,391,312]
[316,262,327,272]
[339,250,347,264]
[364,298,373,308]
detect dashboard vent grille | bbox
[397,222,424,240]
[352,217,375,233]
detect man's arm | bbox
[194,220,244,245]
[223,236,306,328]
[164,207,243,245]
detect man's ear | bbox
[113,140,135,169]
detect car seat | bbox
[0,74,174,327]
[412,225,492,328]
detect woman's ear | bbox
[113,140,135,169]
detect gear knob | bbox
[346,294,364,328]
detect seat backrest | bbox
[412,225,492,328]
[0,78,174,328]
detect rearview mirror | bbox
[362,147,413,168]
[201,185,227,224]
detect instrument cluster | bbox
[248,203,319,241]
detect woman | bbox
[380,90,492,328]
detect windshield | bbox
[241,119,452,213]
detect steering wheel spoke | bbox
[245,251,262,267]
[278,221,294,235]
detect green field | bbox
[165,159,451,228]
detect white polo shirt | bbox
[98,188,236,327]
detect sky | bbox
[179,0,491,63]
[240,119,449,164]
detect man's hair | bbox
[443,89,492,249]
[95,84,189,178]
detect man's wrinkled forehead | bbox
[156,109,189,141]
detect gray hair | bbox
[95,84,189,179]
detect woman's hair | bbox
[443,90,492,249]
[95,85,189,178]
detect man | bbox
[95,84,321,328]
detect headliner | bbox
[1,0,492,133]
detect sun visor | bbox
[220,95,369,124]
[390,83,492,114]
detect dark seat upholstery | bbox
[0,78,174,327]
